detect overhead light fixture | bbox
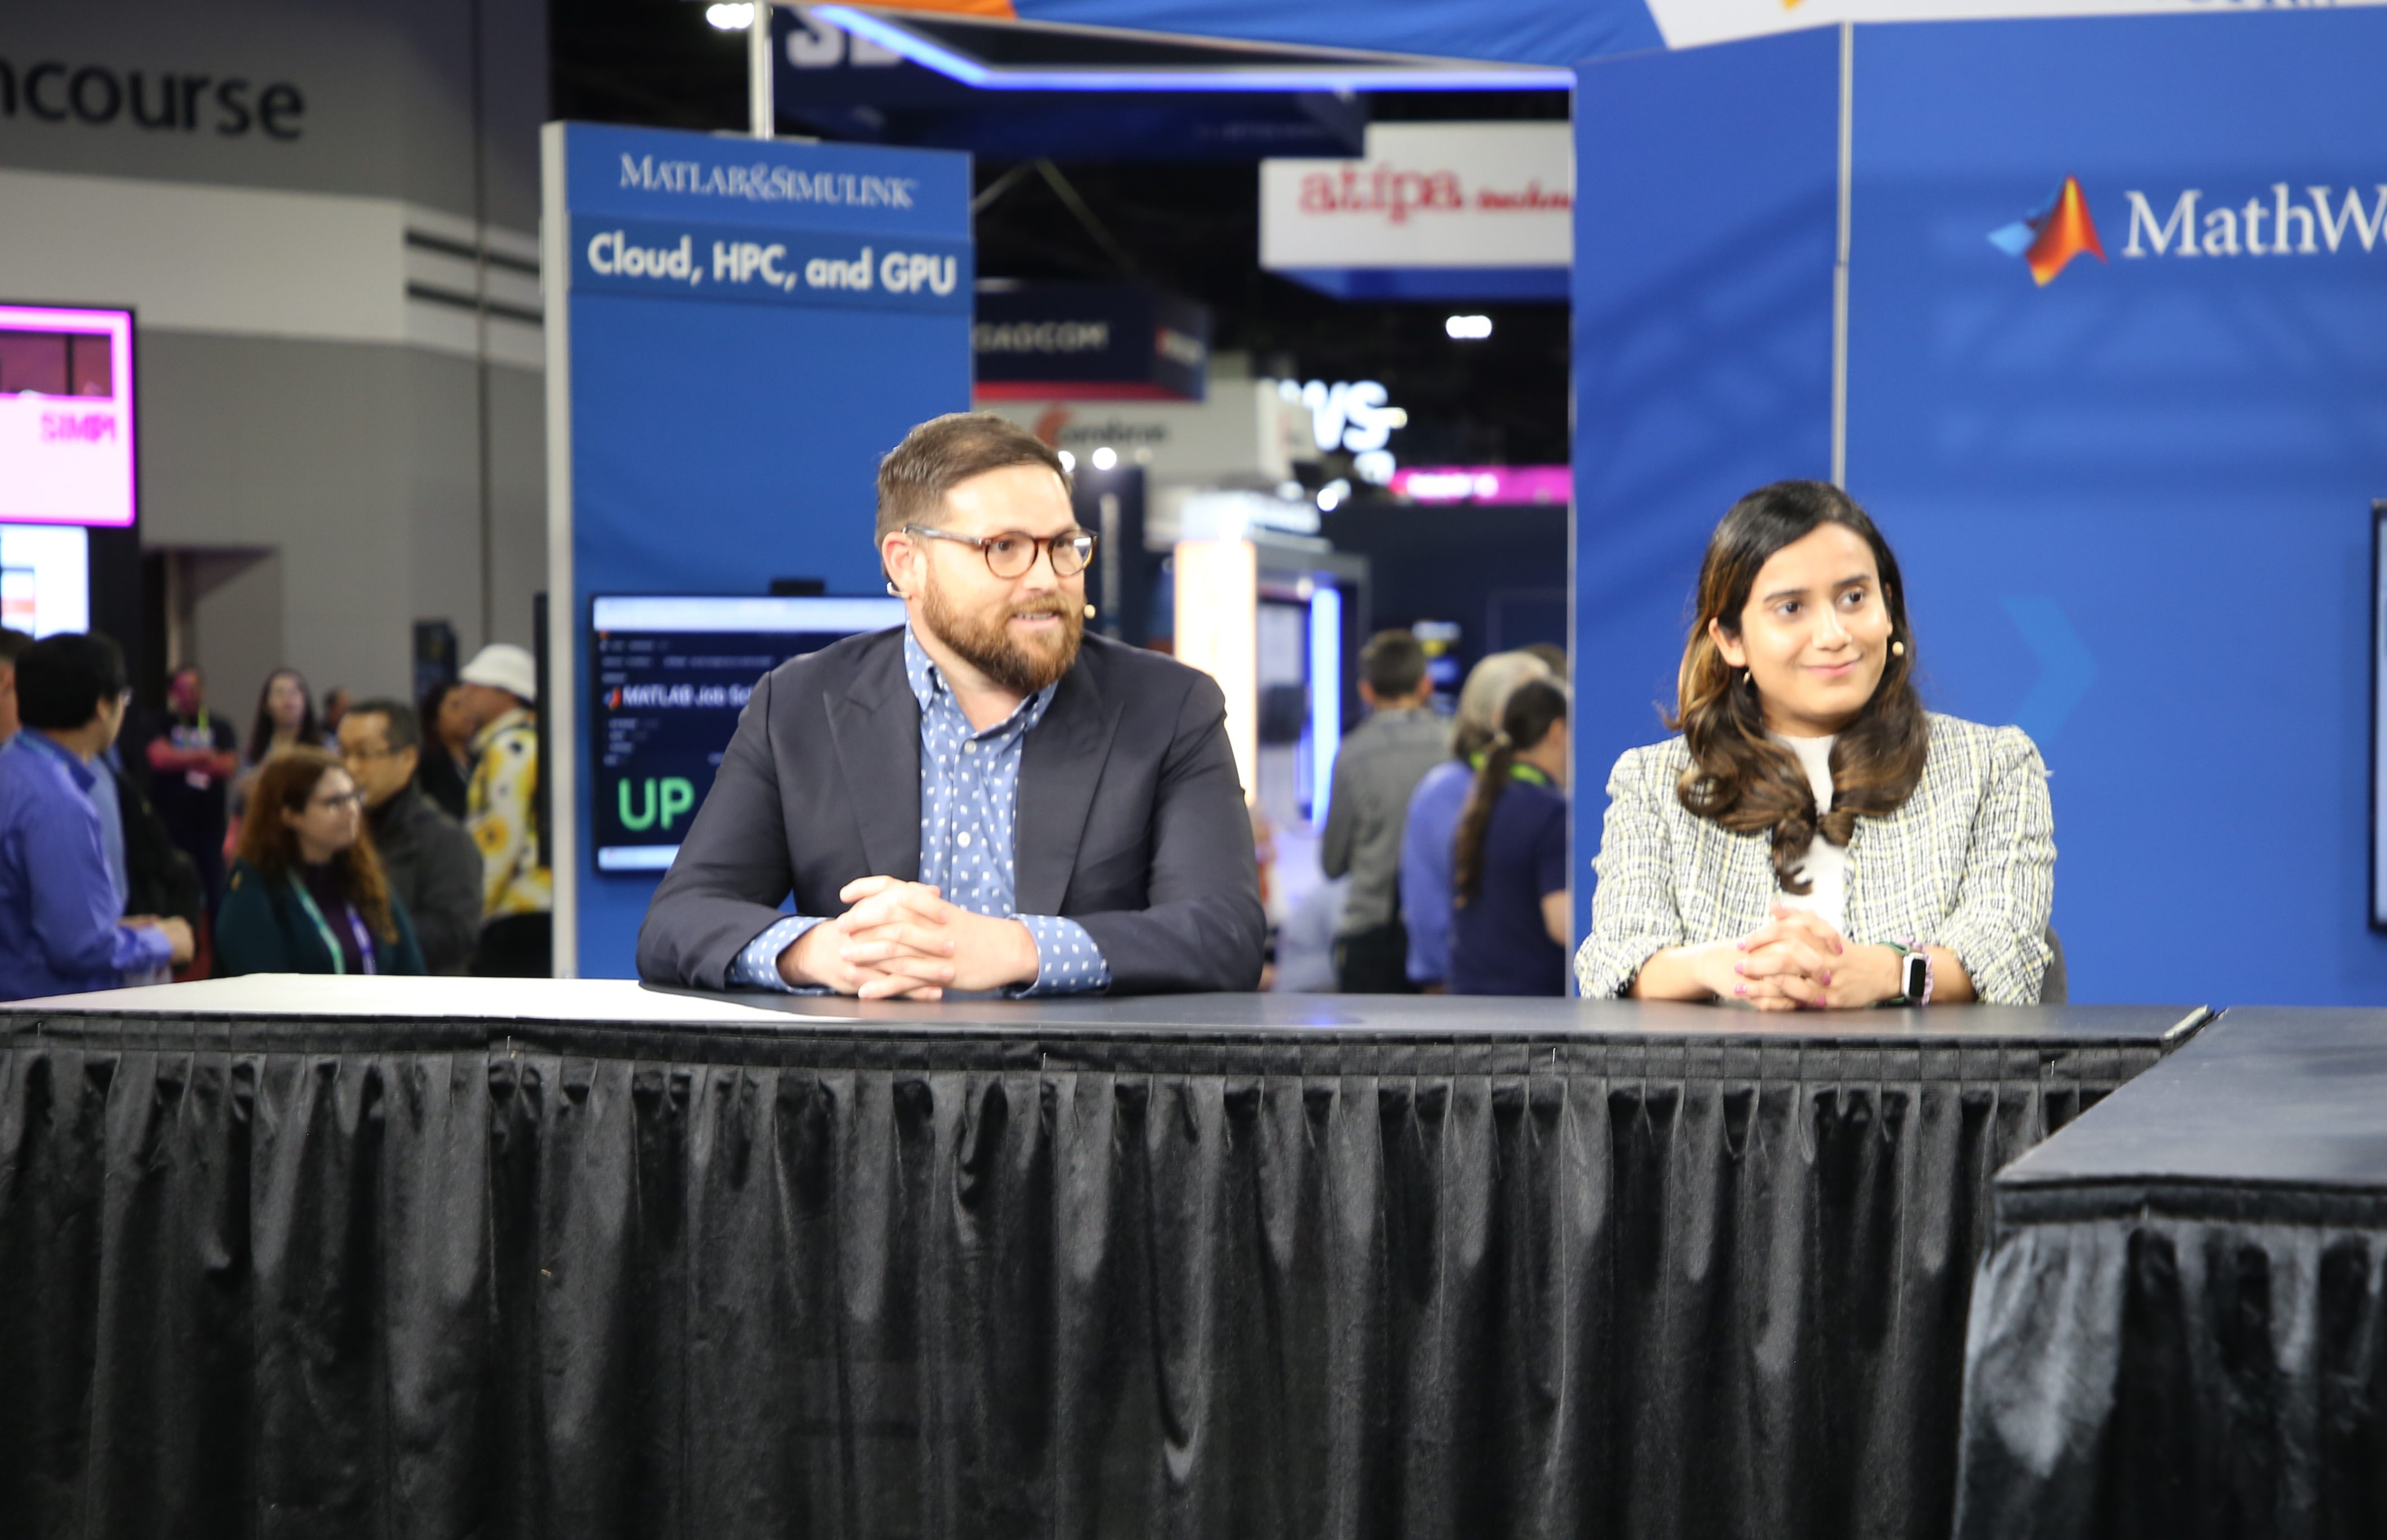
[1090,446,1117,470]
[1446,314,1493,340]
[808,6,1569,93]
[705,3,756,30]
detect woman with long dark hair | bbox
[229,666,325,823]
[244,667,323,765]
[1448,677,1572,996]
[1576,481,2053,1007]
[216,746,426,977]
[414,679,473,822]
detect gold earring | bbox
[1083,603,1097,619]
[1891,639,1906,656]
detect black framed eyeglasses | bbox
[904,524,1097,580]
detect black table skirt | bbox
[1957,1186,2387,1540]
[1955,1008,2387,1540]
[0,1004,2189,1540]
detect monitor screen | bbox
[589,594,905,872]
[0,304,137,528]
[2375,503,2387,929]
[0,523,89,637]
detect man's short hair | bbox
[875,412,1070,544]
[0,628,32,668]
[347,697,421,753]
[1361,629,1429,701]
[17,632,127,731]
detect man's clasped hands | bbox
[777,876,1038,999]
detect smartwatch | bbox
[1885,941,1935,1006]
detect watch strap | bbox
[1882,939,1929,1007]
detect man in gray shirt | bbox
[1321,629,1448,992]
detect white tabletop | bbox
[1,974,2212,1043]
[5,974,802,1026]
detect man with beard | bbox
[637,412,1264,996]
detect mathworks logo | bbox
[2121,183,2387,258]
[1993,176,2387,281]
[1988,176,2106,285]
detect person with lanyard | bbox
[215,746,426,978]
[1398,648,1552,991]
[141,664,241,913]
[1447,678,1574,996]
[1576,480,2055,1008]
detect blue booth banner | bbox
[1573,7,2387,1005]
[544,123,972,977]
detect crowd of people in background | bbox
[0,627,552,1001]
[2,606,1577,1002]
[1288,631,1574,997]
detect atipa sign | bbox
[1260,123,1572,275]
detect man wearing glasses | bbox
[337,699,485,975]
[639,411,1264,997]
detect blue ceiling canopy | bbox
[808,5,1576,92]
[1002,0,1663,68]
[772,7,1373,160]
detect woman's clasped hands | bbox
[1716,902,1902,1011]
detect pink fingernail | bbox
[1735,962,1746,976]
[1821,970,1833,986]
[1734,984,1747,996]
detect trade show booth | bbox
[1572,6,2387,1005]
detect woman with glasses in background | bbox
[216,746,426,977]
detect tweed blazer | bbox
[1574,713,2054,1003]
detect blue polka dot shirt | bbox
[728,625,1111,996]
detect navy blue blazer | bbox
[636,628,1266,994]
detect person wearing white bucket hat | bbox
[454,643,550,974]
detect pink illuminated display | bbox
[1390,465,1570,506]
[0,304,137,528]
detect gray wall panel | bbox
[0,0,543,223]
[137,330,542,705]
[2,0,549,708]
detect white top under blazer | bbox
[1574,713,2055,1004]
